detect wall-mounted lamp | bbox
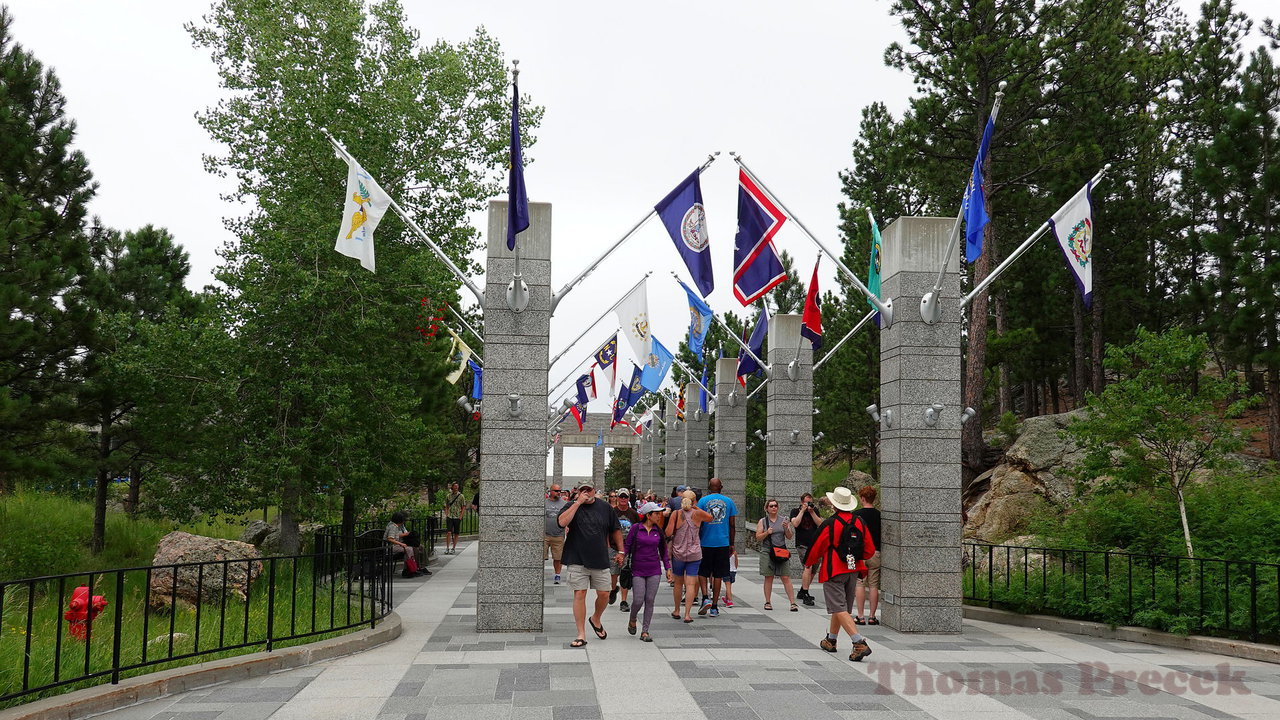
[923,403,945,427]
[789,429,800,444]
[754,428,770,443]
[562,397,575,410]
[746,442,756,451]
[508,393,523,417]
[813,407,820,416]
[787,359,800,381]
[694,448,703,458]
[813,432,825,443]
[692,409,704,422]
[456,396,476,414]
[866,403,893,429]
[727,390,738,407]
[729,441,738,453]
[961,407,977,425]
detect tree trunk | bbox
[90,413,111,555]
[1091,286,1104,396]
[1049,377,1060,414]
[277,479,301,556]
[125,465,141,516]
[1268,363,1280,460]
[963,234,994,477]
[1176,487,1195,559]
[996,290,1011,417]
[1073,291,1088,407]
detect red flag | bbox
[569,404,585,431]
[801,256,823,350]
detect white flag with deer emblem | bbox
[335,157,391,272]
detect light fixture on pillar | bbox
[754,428,769,444]
[866,404,893,429]
[694,448,703,458]
[787,358,800,381]
[456,396,476,414]
[746,442,756,451]
[727,390,738,407]
[729,441,738,453]
[923,403,945,427]
[692,409,704,422]
[507,393,523,417]
[813,432,824,443]
[961,407,977,425]
[789,429,800,444]
[561,397,575,410]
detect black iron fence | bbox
[0,546,392,707]
[964,542,1280,644]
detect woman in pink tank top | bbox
[666,490,713,623]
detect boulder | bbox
[239,520,272,547]
[964,465,1050,542]
[841,469,876,491]
[1003,409,1089,501]
[149,532,262,609]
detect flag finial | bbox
[512,59,520,83]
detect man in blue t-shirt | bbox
[695,477,737,617]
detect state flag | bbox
[593,334,619,395]
[656,170,713,296]
[335,156,391,272]
[445,329,472,384]
[962,114,995,263]
[800,256,823,350]
[639,336,674,393]
[612,364,644,427]
[736,311,768,387]
[507,74,529,251]
[614,281,651,359]
[732,169,788,305]
[867,212,884,325]
[1048,180,1095,307]
[576,370,598,404]
[678,278,714,357]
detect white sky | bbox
[6,0,1274,478]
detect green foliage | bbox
[996,411,1021,448]
[811,461,851,498]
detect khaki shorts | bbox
[823,572,858,615]
[858,551,881,590]
[758,550,791,577]
[544,534,565,562]
[565,564,611,592]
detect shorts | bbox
[859,551,881,590]
[727,571,737,583]
[446,517,461,534]
[698,546,732,580]
[565,564,611,592]
[796,544,818,567]
[759,551,790,577]
[543,534,565,562]
[671,558,701,577]
[823,572,859,615]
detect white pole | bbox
[548,273,650,369]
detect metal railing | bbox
[0,546,392,706]
[964,542,1280,644]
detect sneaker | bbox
[420,568,431,575]
[698,600,711,616]
[722,599,734,608]
[609,588,619,605]
[619,601,630,612]
[803,595,815,607]
[708,607,720,617]
[819,637,837,653]
[554,574,561,585]
[849,641,872,662]
[797,589,809,601]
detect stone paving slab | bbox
[89,541,1280,720]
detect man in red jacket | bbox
[803,486,876,661]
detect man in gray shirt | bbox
[545,483,568,585]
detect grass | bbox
[0,555,385,708]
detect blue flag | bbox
[468,360,483,400]
[640,336,674,393]
[736,311,768,385]
[868,213,883,326]
[733,169,788,305]
[575,370,597,405]
[612,364,644,427]
[962,114,995,262]
[698,361,709,413]
[506,76,529,251]
[656,170,713,296]
[596,429,604,447]
[678,279,714,357]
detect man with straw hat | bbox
[802,486,877,661]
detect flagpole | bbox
[322,129,485,305]
[447,305,484,345]
[729,154,894,328]
[548,273,651,369]
[442,322,484,367]
[547,331,619,401]
[668,273,770,373]
[505,61,532,313]
[960,165,1110,309]
[920,82,1006,324]
[549,153,720,315]
[670,354,714,400]
[812,309,876,372]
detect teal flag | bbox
[867,214,883,323]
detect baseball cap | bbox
[617,489,629,497]
[578,481,595,491]
[637,501,664,515]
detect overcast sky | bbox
[6,1,1274,479]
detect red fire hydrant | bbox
[63,585,108,641]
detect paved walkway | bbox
[94,542,1280,720]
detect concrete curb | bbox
[964,606,1280,665]
[0,612,402,720]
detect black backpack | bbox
[835,514,865,567]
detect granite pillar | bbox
[630,446,640,488]
[477,200,551,632]
[713,358,748,555]
[663,400,685,490]
[592,444,606,486]
[878,216,963,633]
[683,381,709,490]
[765,314,813,578]
[551,444,564,487]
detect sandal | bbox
[763,602,773,611]
[854,616,867,625]
[589,619,607,640]
[868,617,880,625]
[790,603,799,612]
[640,632,653,642]
[683,616,694,623]
[628,622,637,635]
[671,611,681,620]
[570,638,588,648]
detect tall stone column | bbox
[592,444,606,486]
[713,358,748,554]
[663,401,685,490]
[879,216,962,633]
[630,446,640,488]
[477,200,551,632]
[552,444,564,487]
[683,381,709,490]
[765,314,813,577]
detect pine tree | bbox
[0,8,96,491]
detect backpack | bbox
[836,514,865,567]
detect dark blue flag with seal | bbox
[962,114,994,262]
[655,170,713,297]
[506,75,529,251]
[736,311,768,386]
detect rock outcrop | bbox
[149,532,262,609]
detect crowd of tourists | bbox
[545,476,882,662]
